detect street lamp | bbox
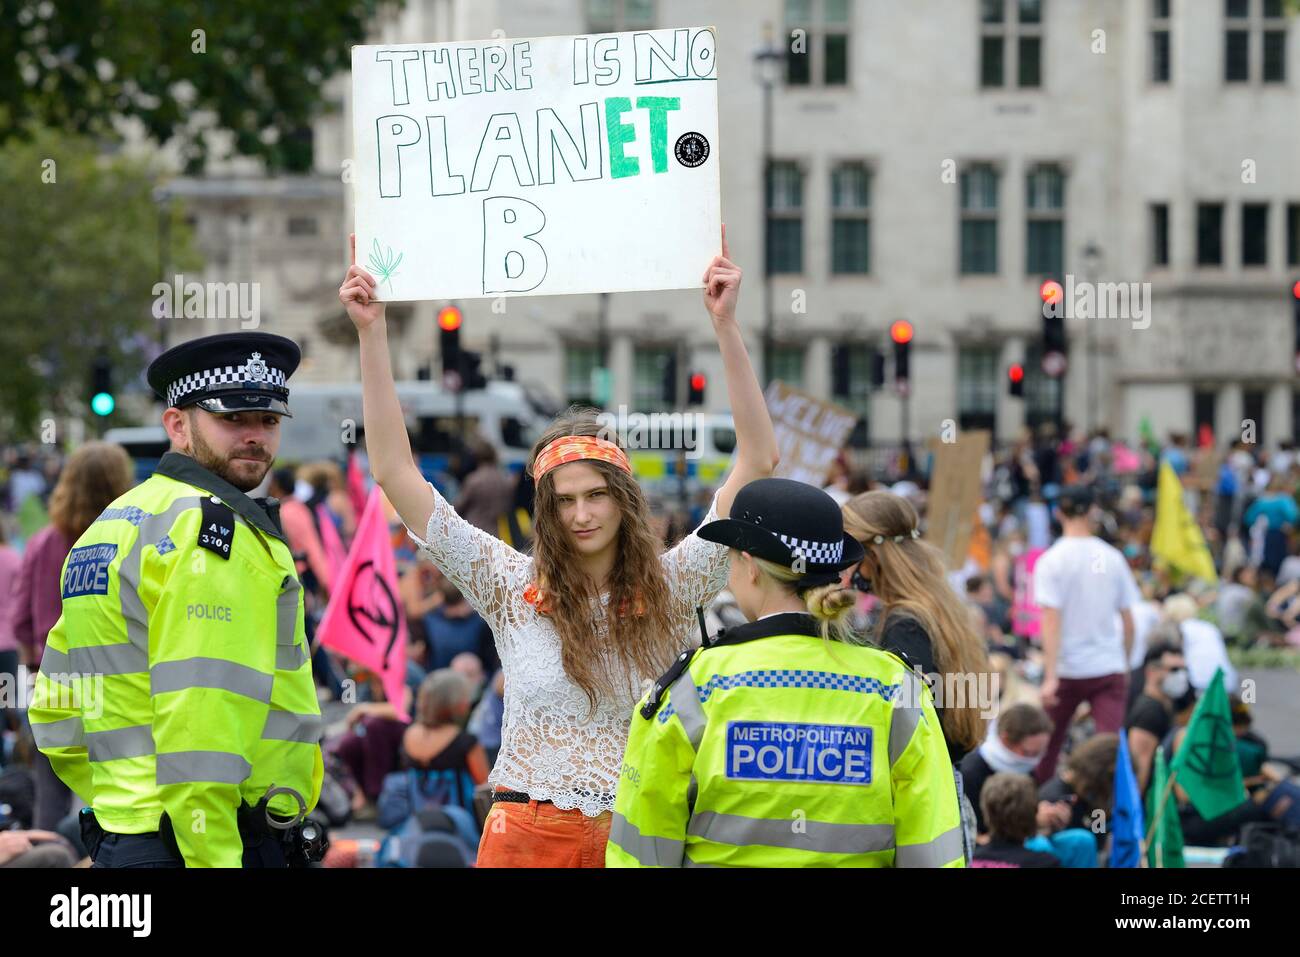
[152,186,173,350]
[1081,239,1102,434]
[753,23,783,386]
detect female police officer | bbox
[607,478,963,867]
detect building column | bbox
[1216,382,1243,447]
[611,333,634,409]
[1266,381,1293,446]
[805,336,832,400]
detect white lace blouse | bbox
[404,482,731,817]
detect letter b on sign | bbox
[483,197,548,294]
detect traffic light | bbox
[661,351,678,404]
[831,345,850,397]
[890,320,913,387]
[438,304,462,376]
[1040,279,1068,377]
[460,350,488,390]
[1007,362,1025,398]
[1292,280,1300,376]
[687,371,706,406]
[871,349,886,390]
[89,356,115,417]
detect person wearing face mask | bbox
[608,479,963,867]
[1124,641,1195,796]
[959,703,1059,837]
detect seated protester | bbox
[328,669,422,819]
[1161,593,1238,694]
[961,703,1054,836]
[1231,697,1270,791]
[1216,566,1259,645]
[1165,724,1270,846]
[424,580,499,674]
[1038,733,1119,853]
[1125,641,1195,796]
[469,669,506,769]
[381,671,491,827]
[971,774,1062,868]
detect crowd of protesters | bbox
[2,417,1299,867]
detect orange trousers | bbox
[477,798,612,868]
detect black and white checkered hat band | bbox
[777,533,843,564]
[166,363,288,407]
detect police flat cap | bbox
[697,477,864,588]
[147,332,300,417]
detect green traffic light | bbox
[91,393,115,416]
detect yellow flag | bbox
[1151,461,1217,583]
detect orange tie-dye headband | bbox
[533,435,632,481]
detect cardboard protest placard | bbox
[351,27,721,301]
[765,381,859,488]
[926,430,990,570]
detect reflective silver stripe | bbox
[38,645,72,680]
[31,717,85,749]
[156,750,251,785]
[609,812,684,867]
[276,643,308,671]
[69,642,148,677]
[261,710,323,744]
[687,810,895,855]
[150,657,274,703]
[895,825,965,868]
[276,578,300,645]
[890,670,926,766]
[86,724,155,762]
[118,497,206,653]
[668,672,706,749]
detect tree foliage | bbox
[0,0,401,172]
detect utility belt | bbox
[80,790,329,868]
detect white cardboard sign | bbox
[351,26,721,301]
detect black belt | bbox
[491,790,612,806]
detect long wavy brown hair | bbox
[48,442,135,539]
[528,408,676,713]
[843,490,991,753]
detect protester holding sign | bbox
[339,227,777,867]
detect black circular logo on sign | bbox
[674,132,710,168]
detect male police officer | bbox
[30,332,325,867]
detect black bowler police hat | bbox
[697,477,865,588]
[146,332,300,417]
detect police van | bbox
[618,413,736,497]
[105,380,558,484]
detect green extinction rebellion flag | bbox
[1170,669,1244,821]
[1146,746,1184,868]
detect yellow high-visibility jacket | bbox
[607,612,963,867]
[29,452,323,867]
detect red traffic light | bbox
[1040,279,1064,304]
[1292,279,1300,299]
[689,372,707,392]
[1008,363,1025,383]
[437,306,462,331]
[889,320,913,345]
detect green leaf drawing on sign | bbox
[367,238,403,291]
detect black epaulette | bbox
[640,647,700,720]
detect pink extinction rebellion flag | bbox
[1011,547,1046,640]
[317,487,408,720]
[316,503,348,583]
[346,450,369,526]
